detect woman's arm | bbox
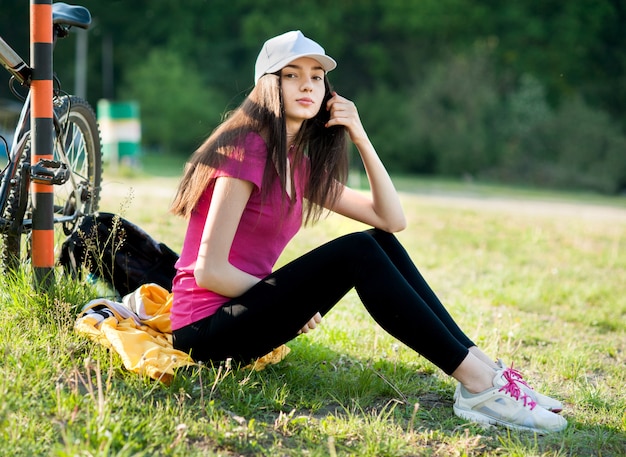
[193,176,261,297]
[325,93,407,233]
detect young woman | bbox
[170,30,567,434]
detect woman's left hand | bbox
[325,92,367,144]
[298,312,322,334]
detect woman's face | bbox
[279,57,327,136]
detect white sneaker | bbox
[453,369,568,434]
[495,360,564,413]
[453,362,564,413]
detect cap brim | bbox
[264,53,337,77]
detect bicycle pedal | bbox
[30,159,70,185]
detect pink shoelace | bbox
[506,363,535,390]
[498,368,538,410]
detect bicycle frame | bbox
[0,36,32,86]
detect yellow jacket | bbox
[76,283,289,383]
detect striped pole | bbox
[30,0,55,287]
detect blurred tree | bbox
[354,85,415,173]
[2,0,624,123]
[524,96,626,193]
[406,45,502,176]
[119,47,226,155]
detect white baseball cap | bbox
[254,30,337,85]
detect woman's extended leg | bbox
[365,230,566,416]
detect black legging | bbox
[173,229,475,375]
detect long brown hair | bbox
[170,72,349,225]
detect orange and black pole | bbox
[30,0,54,287]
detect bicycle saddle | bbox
[52,2,91,29]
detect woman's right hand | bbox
[298,312,322,334]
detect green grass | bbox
[1,171,625,456]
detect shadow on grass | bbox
[169,338,452,416]
[163,339,626,455]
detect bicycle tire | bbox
[1,95,102,270]
[1,142,30,271]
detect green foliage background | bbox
[1,0,625,193]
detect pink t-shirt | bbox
[170,132,305,330]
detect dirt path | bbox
[99,175,626,224]
[407,192,626,222]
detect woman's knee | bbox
[365,228,399,246]
[342,231,383,254]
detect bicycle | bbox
[0,2,102,272]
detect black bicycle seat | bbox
[52,2,91,29]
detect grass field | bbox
[1,162,625,456]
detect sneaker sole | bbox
[453,405,567,434]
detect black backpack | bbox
[59,212,179,297]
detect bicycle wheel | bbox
[50,95,102,237]
[1,95,102,270]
